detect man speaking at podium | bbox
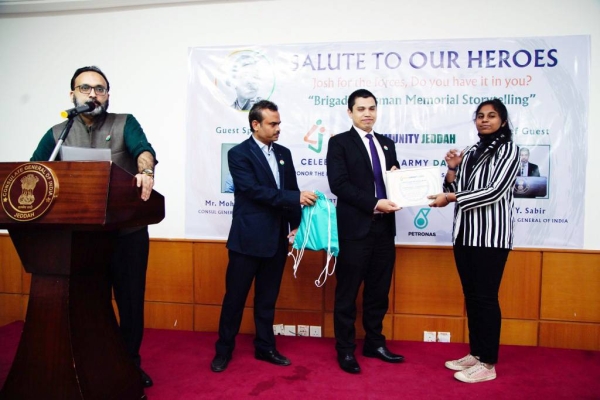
[30,65,157,388]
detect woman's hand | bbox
[428,193,452,208]
[445,149,464,170]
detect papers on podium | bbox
[60,146,111,161]
[386,166,441,208]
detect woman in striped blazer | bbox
[429,99,520,384]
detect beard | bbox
[73,97,109,117]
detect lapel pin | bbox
[106,135,111,142]
[383,145,388,150]
[280,160,285,165]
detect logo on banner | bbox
[413,208,430,229]
[514,178,532,196]
[220,50,276,111]
[1,163,59,221]
[304,119,328,153]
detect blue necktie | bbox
[366,133,387,199]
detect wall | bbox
[0,0,599,248]
[1,235,598,351]
[0,0,598,351]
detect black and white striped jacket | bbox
[444,136,520,249]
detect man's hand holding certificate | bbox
[386,167,441,208]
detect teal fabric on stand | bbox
[289,190,338,287]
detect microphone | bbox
[61,101,96,119]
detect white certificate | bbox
[386,166,441,207]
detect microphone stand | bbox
[48,117,75,161]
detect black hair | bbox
[473,98,512,141]
[248,100,278,132]
[348,89,377,111]
[70,66,110,91]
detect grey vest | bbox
[52,113,137,175]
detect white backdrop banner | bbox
[185,35,589,248]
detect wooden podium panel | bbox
[0,161,164,400]
[0,161,163,229]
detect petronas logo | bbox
[414,208,430,229]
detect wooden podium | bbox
[0,161,165,400]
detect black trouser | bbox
[215,239,288,356]
[109,227,150,368]
[334,218,395,354]
[453,244,509,365]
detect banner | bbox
[186,36,589,248]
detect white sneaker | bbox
[454,362,497,383]
[445,354,479,371]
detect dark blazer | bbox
[226,137,301,258]
[517,162,540,177]
[327,127,399,241]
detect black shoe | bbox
[211,353,231,372]
[337,353,361,374]
[363,346,404,363]
[254,349,291,366]
[138,367,153,388]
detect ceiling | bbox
[0,0,243,15]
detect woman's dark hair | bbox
[473,98,512,141]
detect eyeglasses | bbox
[75,84,108,95]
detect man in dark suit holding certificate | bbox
[211,100,317,372]
[326,89,404,374]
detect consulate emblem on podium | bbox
[514,178,531,196]
[1,163,59,221]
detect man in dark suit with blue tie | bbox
[211,100,317,372]
[326,89,404,374]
